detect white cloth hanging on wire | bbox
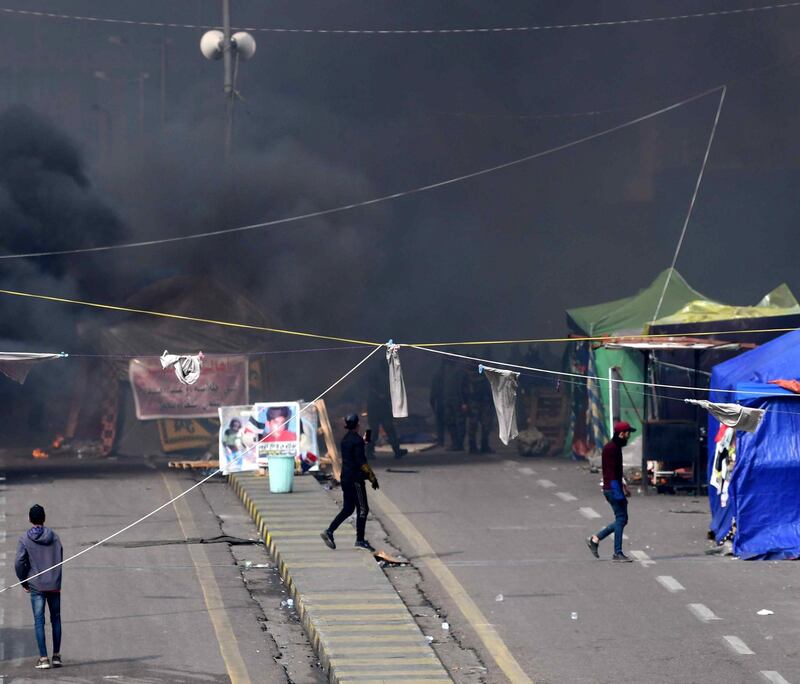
[161,350,204,385]
[685,399,765,432]
[0,352,66,384]
[480,365,520,445]
[386,343,408,418]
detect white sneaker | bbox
[35,657,51,669]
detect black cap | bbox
[344,413,359,429]
[29,504,45,525]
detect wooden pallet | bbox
[167,460,220,470]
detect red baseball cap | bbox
[614,421,636,434]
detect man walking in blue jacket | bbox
[586,422,635,563]
[15,504,63,669]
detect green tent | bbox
[564,269,713,455]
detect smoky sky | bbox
[0,0,799,353]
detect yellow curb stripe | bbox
[331,658,439,667]
[316,624,422,633]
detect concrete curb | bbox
[229,472,453,683]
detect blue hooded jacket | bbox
[15,526,63,592]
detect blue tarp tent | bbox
[708,329,800,559]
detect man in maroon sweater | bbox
[586,421,635,562]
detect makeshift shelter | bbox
[70,276,274,456]
[565,269,712,458]
[707,329,800,559]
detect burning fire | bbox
[52,435,64,449]
[32,448,48,459]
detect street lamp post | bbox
[200,1,256,161]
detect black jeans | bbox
[328,481,369,542]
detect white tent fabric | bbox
[685,399,765,432]
[386,344,408,418]
[481,365,520,445]
[0,352,65,384]
[160,350,204,385]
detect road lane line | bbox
[629,550,655,567]
[761,672,791,684]
[554,492,577,502]
[579,507,601,519]
[371,489,534,684]
[723,635,754,655]
[517,467,537,476]
[656,576,685,593]
[687,603,721,622]
[536,479,556,488]
[162,474,252,684]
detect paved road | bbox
[0,451,301,683]
[374,447,800,684]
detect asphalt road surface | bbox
[0,451,314,684]
[374,447,800,684]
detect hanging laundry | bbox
[0,352,65,385]
[480,365,520,445]
[386,343,408,418]
[685,399,765,432]
[161,350,204,385]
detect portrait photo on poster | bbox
[253,401,301,466]
[218,405,260,474]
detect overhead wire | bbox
[0,86,724,260]
[0,344,382,595]
[653,87,727,322]
[1,2,800,35]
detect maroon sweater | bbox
[601,437,624,492]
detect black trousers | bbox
[328,480,369,542]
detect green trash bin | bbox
[268,455,295,493]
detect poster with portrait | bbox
[253,402,301,466]
[218,405,260,474]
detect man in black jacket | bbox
[321,413,379,551]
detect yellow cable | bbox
[0,289,382,347]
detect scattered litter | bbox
[374,550,408,566]
[425,635,434,643]
[495,594,504,602]
[441,622,449,631]
[251,563,270,568]
[240,560,253,569]
[570,612,578,620]
[287,598,294,607]
[757,609,774,616]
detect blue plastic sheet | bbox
[708,330,800,559]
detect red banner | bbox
[129,355,249,420]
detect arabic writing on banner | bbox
[130,355,249,420]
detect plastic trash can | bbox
[268,455,295,493]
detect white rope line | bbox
[408,345,800,399]
[653,87,727,323]
[0,86,723,261]
[0,344,382,595]
[2,3,799,34]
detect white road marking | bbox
[723,635,754,655]
[761,672,791,684]
[629,550,655,567]
[537,479,556,488]
[656,575,685,593]
[0,531,6,543]
[0,496,5,506]
[517,467,537,476]
[688,603,722,622]
[0,608,4,624]
[579,507,601,519]
[555,492,577,502]
[503,460,517,467]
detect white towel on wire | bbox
[481,365,520,445]
[386,344,408,418]
[161,350,204,385]
[685,399,765,432]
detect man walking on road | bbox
[586,421,635,563]
[321,413,380,552]
[15,504,64,669]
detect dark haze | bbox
[0,0,799,411]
